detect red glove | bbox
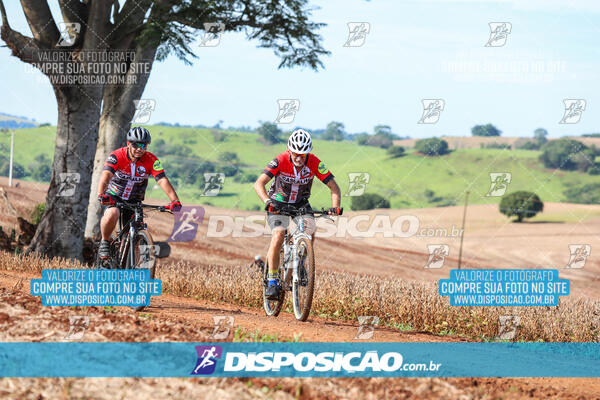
[168,200,182,212]
[328,207,342,216]
[264,199,280,213]
[98,193,115,206]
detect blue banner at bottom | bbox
[0,342,599,377]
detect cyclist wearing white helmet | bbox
[254,128,341,300]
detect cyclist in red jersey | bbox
[96,127,182,260]
[254,129,341,300]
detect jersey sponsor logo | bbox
[115,170,145,183]
[274,193,284,202]
[280,174,312,185]
[153,159,163,171]
[107,154,117,165]
[136,166,146,176]
[267,158,279,169]
[318,162,329,175]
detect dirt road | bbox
[0,269,599,399]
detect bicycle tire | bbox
[262,248,285,317]
[292,237,315,321]
[127,230,156,312]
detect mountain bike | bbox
[94,201,172,311]
[262,205,343,321]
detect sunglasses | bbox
[291,152,306,158]
[131,142,148,150]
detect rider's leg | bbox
[98,207,120,259]
[267,228,285,279]
[100,207,120,241]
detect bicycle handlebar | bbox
[274,205,343,217]
[113,201,173,214]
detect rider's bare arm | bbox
[156,177,180,202]
[326,178,341,208]
[254,173,272,204]
[97,170,114,196]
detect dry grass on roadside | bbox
[2,251,599,342]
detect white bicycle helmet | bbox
[287,129,312,154]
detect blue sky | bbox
[1,0,599,137]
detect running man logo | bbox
[64,315,89,341]
[57,22,80,46]
[344,22,370,47]
[559,99,586,124]
[274,99,300,124]
[202,173,225,196]
[565,244,591,269]
[354,316,380,340]
[132,99,156,124]
[200,22,225,47]
[345,172,370,197]
[168,206,205,242]
[486,172,512,197]
[210,315,235,340]
[57,173,80,197]
[485,22,512,47]
[418,99,445,124]
[496,315,521,340]
[425,244,449,269]
[191,345,223,375]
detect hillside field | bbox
[1,126,598,210]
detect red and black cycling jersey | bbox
[263,150,334,204]
[103,147,166,201]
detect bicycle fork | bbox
[128,224,136,268]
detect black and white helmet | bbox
[287,129,312,154]
[127,126,151,144]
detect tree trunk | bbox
[28,85,102,260]
[85,45,157,237]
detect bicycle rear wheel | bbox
[292,237,315,321]
[262,248,285,317]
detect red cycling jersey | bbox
[103,147,166,201]
[263,150,334,204]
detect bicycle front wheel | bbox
[129,231,156,312]
[292,237,315,321]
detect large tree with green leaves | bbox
[1,0,329,260]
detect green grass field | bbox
[1,126,597,210]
